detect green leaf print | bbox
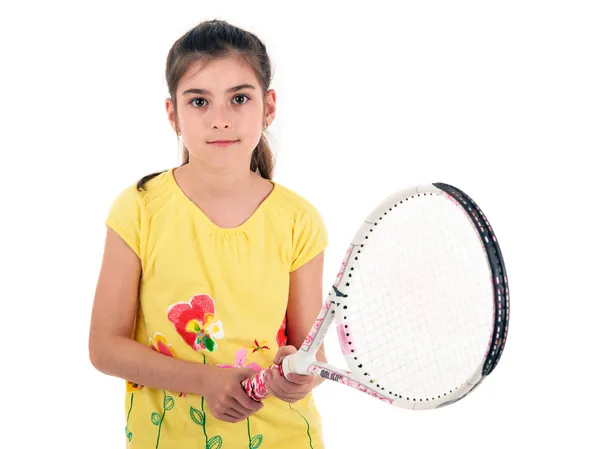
[203,335,215,351]
[207,436,223,449]
[190,406,205,426]
[289,404,314,449]
[191,355,223,448]
[153,390,173,449]
[246,418,263,449]
[164,395,175,411]
[250,434,263,449]
[125,392,134,442]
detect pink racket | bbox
[241,182,509,409]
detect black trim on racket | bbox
[433,183,509,377]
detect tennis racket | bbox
[241,182,509,410]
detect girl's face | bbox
[166,54,276,171]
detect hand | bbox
[203,366,264,423]
[265,346,316,403]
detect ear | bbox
[264,89,277,126]
[165,97,178,133]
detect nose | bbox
[211,105,232,130]
[212,121,230,130]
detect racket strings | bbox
[343,195,493,400]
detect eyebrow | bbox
[182,84,256,96]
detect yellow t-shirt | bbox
[105,168,328,449]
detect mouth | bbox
[208,139,239,147]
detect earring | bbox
[178,132,184,155]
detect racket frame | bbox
[280,183,509,410]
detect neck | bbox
[180,157,257,199]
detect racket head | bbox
[330,183,509,410]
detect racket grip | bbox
[241,364,285,401]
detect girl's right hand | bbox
[203,367,264,423]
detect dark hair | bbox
[137,19,275,191]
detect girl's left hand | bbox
[265,345,316,403]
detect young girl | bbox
[89,19,329,449]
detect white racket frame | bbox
[280,183,495,410]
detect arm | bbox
[90,229,262,422]
[88,228,215,395]
[263,251,328,402]
[285,251,328,387]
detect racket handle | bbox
[241,363,285,401]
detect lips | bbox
[208,139,238,147]
[208,139,238,143]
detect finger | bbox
[283,373,315,385]
[231,399,262,417]
[238,368,262,381]
[266,373,294,399]
[269,371,311,401]
[268,368,293,394]
[272,366,312,390]
[232,388,264,413]
[211,406,243,423]
[266,380,303,403]
[218,415,237,424]
[273,346,297,364]
[222,410,245,423]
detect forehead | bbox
[177,54,259,96]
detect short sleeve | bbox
[105,185,143,258]
[290,203,328,272]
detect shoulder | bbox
[272,183,328,271]
[110,169,174,211]
[272,182,325,223]
[105,169,177,257]
[106,169,177,228]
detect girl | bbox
[89,19,329,449]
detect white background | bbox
[1,1,598,447]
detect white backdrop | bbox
[1,1,598,447]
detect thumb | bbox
[236,367,262,381]
[274,345,297,364]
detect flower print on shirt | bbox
[217,348,263,373]
[167,294,224,352]
[276,315,287,347]
[250,339,271,354]
[150,332,178,357]
[149,332,187,398]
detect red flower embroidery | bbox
[124,333,176,393]
[150,333,177,357]
[126,381,143,392]
[250,339,271,354]
[276,316,287,347]
[167,294,224,352]
[149,332,186,398]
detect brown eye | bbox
[191,98,207,107]
[233,94,249,105]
